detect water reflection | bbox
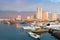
[0,23,58,40]
[15,23,20,29]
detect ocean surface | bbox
[0,23,58,40]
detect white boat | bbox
[23,26,35,30]
[46,22,60,30]
[23,25,41,31]
[27,32,40,39]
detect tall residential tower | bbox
[42,12,48,21]
[36,7,42,20]
[52,12,57,20]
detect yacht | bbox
[46,22,60,30]
[23,25,41,31]
[27,32,40,39]
[23,25,35,30]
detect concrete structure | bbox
[36,7,42,20]
[30,15,34,21]
[0,19,10,21]
[15,15,22,21]
[27,16,31,20]
[42,12,48,21]
[52,12,57,21]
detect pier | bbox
[31,30,48,35]
[49,29,60,40]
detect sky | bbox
[0,0,60,13]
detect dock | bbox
[53,31,60,39]
[31,30,48,35]
[49,29,60,40]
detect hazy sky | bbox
[0,0,60,13]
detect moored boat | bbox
[46,22,60,30]
[27,32,40,39]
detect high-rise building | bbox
[36,7,42,20]
[52,12,57,20]
[30,15,34,21]
[26,16,31,20]
[42,12,48,21]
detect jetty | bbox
[31,30,48,35]
[49,29,60,40]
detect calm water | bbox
[0,23,58,40]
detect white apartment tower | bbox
[36,7,42,20]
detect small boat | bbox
[27,32,40,39]
[23,26,35,30]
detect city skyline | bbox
[0,7,58,21]
[0,7,59,19]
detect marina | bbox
[49,29,60,40]
[0,0,60,40]
[0,22,59,40]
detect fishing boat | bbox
[27,32,40,39]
